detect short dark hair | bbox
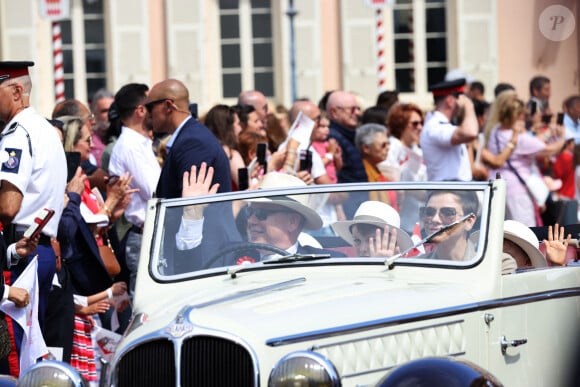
[361,106,388,126]
[470,81,485,95]
[564,95,580,111]
[529,75,550,96]
[494,82,515,97]
[114,83,149,122]
[376,90,399,111]
[318,90,335,112]
[472,99,490,119]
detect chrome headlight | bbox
[268,351,340,387]
[17,360,87,387]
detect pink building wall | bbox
[497,0,579,109]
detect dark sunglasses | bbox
[420,206,457,220]
[244,206,290,221]
[144,98,170,113]
[410,120,423,128]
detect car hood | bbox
[132,266,478,342]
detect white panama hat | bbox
[503,220,547,268]
[331,201,413,251]
[245,172,323,230]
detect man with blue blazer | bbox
[146,78,232,198]
[146,79,235,274]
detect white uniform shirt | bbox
[108,126,161,227]
[0,107,66,237]
[420,111,472,181]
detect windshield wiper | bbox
[227,253,331,278]
[263,253,331,264]
[384,212,475,269]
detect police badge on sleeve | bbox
[1,148,22,173]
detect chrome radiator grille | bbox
[117,339,175,386]
[116,336,255,386]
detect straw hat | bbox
[331,201,412,250]
[245,172,323,230]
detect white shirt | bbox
[420,111,472,181]
[564,113,580,144]
[0,107,66,237]
[109,126,161,227]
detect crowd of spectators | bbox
[0,59,579,384]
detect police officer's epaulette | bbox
[0,122,32,156]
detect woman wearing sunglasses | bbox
[384,103,427,233]
[420,190,479,261]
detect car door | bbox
[487,269,580,386]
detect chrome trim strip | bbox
[340,351,466,379]
[267,287,580,346]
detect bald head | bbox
[148,79,189,110]
[289,100,320,122]
[326,91,360,129]
[146,79,192,134]
[238,90,268,126]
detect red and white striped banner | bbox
[375,9,386,92]
[52,21,65,103]
[39,0,70,21]
[365,0,394,9]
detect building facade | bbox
[0,0,577,117]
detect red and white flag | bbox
[0,257,48,372]
[405,222,425,257]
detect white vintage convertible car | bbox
[18,178,580,386]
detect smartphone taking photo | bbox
[557,112,564,126]
[256,143,268,173]
[24,208,55,240]
[238,168,249,191]
[530,100,537,116]
[65,152,81,183]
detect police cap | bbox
[429,78,466,98]
[0,61,34,83]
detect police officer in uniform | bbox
[0,61,67,373]
[420,78,479,181]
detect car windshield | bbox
[150,181,491,280]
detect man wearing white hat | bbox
[175,169,344,268]
[332,201,412,257]
[242,172,340,258]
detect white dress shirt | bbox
[109,127,161,227]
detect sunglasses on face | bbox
[144,98,171,114]
[420,206,458,221]
[244,206,290,221]
[409,120,423,128]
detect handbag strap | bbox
[495,130,531,194]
